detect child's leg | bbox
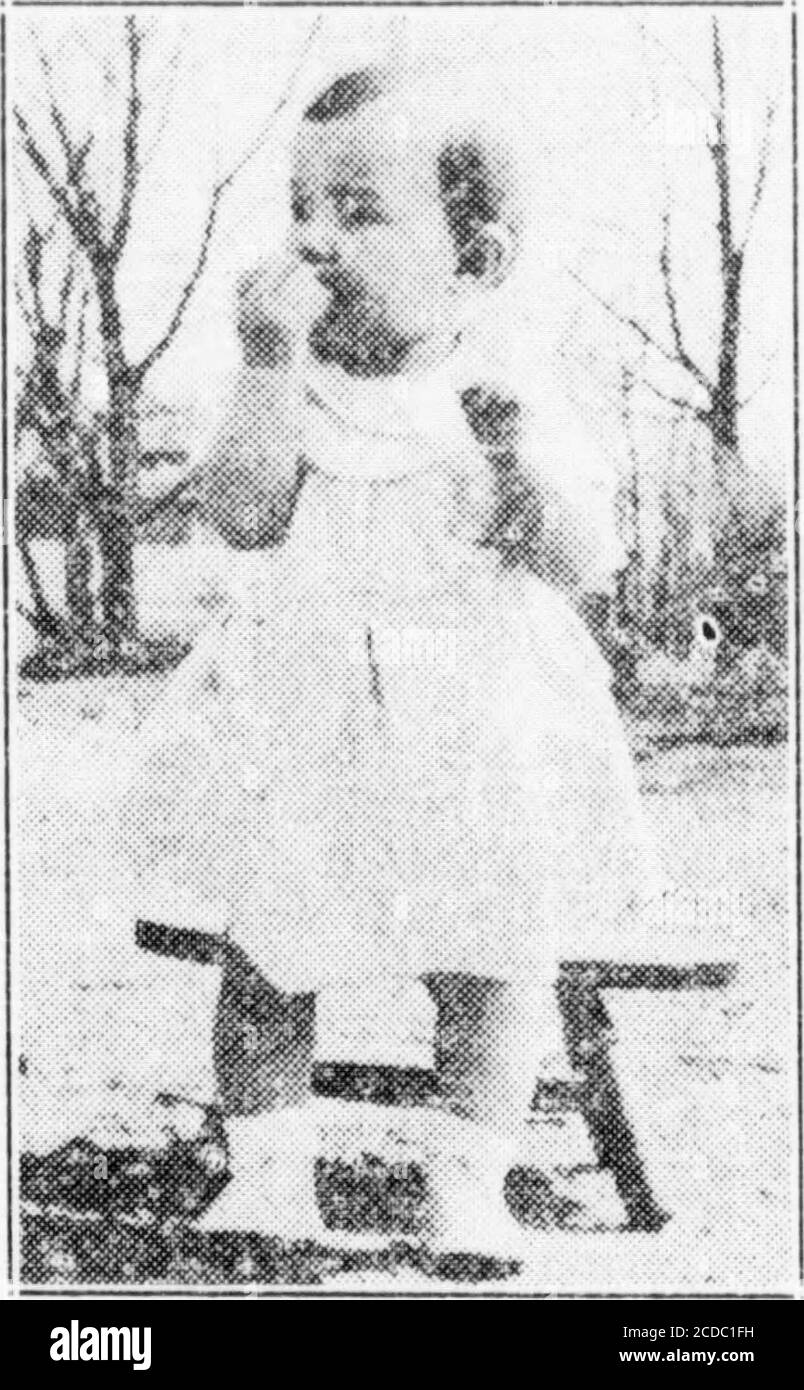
[198,946,326,1237]
[425,973,556,1129]
[213,944,315,1115]
[201,951,393,1245]
[418,971,568,1254]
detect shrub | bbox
[625,643,787,746]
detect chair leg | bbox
[557,977,670,1233]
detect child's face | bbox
[290,106,464,375]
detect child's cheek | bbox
[410,225,458,297]
[386,235,443,308]
[345,233,388,289]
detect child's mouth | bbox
[305,267,411,376]
[309,295,411,377]
[315,268,364,306]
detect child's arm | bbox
[529,381,624,600]
[191,266,307,550]
[527,457,621,600]
[462,384,622,600]
[193,368,306,549]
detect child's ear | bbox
[458,223,516,288]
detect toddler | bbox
[126,65,662,1260]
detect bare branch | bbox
[709,17,736,265]
[139,30,188,170]
[70,286,91,405]
[712,18,726,125]
[14,109,77,233]
[51,106,94,191]
[636,19,718,120]
[222,15,323,187]
[110,16,142,261]
[136,472,197,524]
[642,379,710,422]
[15,279,34,330]
[68,27,119,90]
[50,104,78,177]
[21,223,48,325]
[16,603,44,635]
[131,186,224,384]
[57,256,75,333]
[741,100,777,252]
[132,17,323,383]
[32,39,95,193]
[568,267,713,398]
[659,212,713,392]
[17,539,65,638]
[709,129,734,259]
[737,375,772,411]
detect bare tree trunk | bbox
[65,509,95,632]
[17,537,64,639]
[98,369,139,643]
[709,19,745,517]
[710,256,744,512]
[620,364,644,636]
[91,252,140,643]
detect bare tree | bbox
[614,365,643,631]
[15,221,99,654]
[14,15,319,658]
[571,17,777,520]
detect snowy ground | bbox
[12,543,799,1292]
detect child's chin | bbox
[308,307,411,378]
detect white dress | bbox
[121,351,665,991]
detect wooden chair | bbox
[135,920,735,1234]
[555,960,735,1231]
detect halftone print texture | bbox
[9,4,796,1294]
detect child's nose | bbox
[291,218,339,267]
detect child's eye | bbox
[291,192,313,224]
[336,193,384,228]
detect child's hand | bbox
[236,261,296,369]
